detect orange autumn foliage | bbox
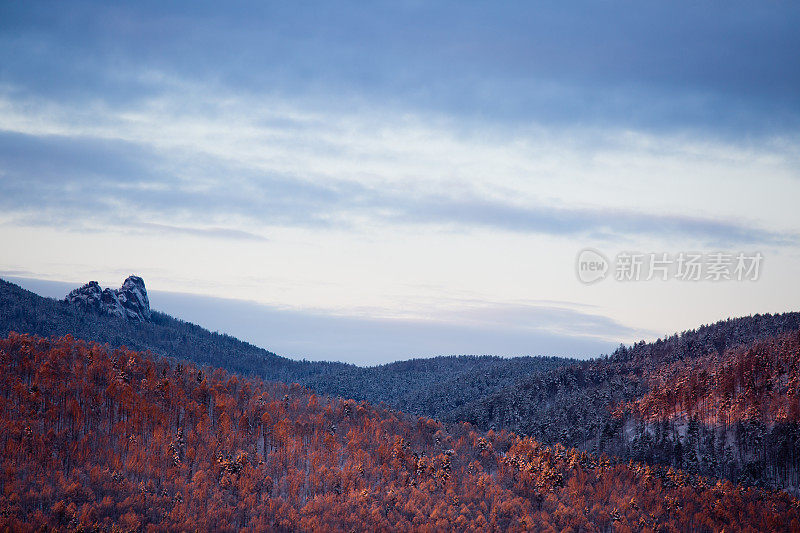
[0,333,798,532]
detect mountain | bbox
[1,333,797,531]
[4,275,800,493]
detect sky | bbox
[1,2,799,364]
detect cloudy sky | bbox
[1,2,799,364]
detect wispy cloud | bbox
[391,196,799,247]
[0,123,796,248]
[138,223,268,242]
[134,289,635,363]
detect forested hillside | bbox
[5,277,800,494]
[617,330,800,492]
[300,354,572,420]
[2,333,798,531]
[452,315,800,493]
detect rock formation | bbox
[65,275,151,322]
